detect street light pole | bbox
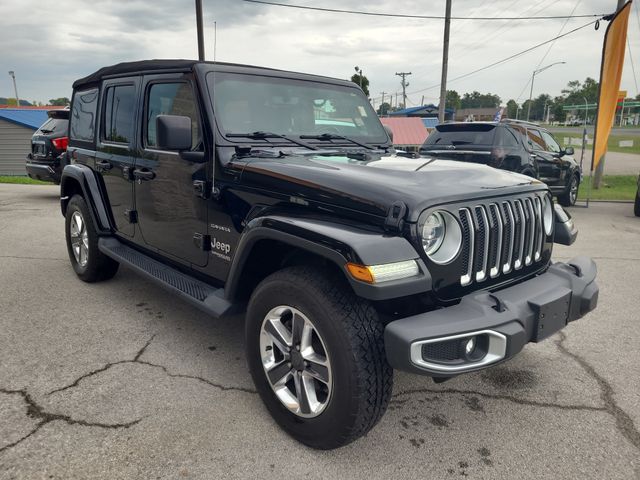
[526,61,566,121]
[8,71,19,107]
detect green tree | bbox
[49,97,70,106]
[350,73,370,96]
[506,99,518,118]
[377,102,391,115]
[460,91,501,108]
[445,90,461,110]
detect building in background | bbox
[379,117,430,152]
[0,108,55,175]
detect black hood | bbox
[235,151,547,223]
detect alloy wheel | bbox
[70,211,89,267]
[570,177,579,205]
[259,306,332,418]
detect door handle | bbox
[96,160,112,171]
[133,168,155,181]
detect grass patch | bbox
[550,132,640,155]
[577,175,638,201]
[0,176,51,185]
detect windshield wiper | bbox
[38,128,54,134]
[299,133,375,150]
[226,131,317,151]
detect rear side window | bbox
[146,82,201,149]
[526,129,546,151]
[423,124,496,147]
[70,88,98,143]
[103,85,136,144]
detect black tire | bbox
[245,266,393,449]
[65,194,119,282]
[634,191,640,217]
[558,174,580,207]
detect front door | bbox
[526,128,560,185]
[96,79,139,237]
[133,74,209,267]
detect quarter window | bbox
[70,88,98,143]
[146,82,200,149]
[103,85,135,144]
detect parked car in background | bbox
[26,108,69,184]
[419,120,582,207]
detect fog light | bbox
[464,337,476,356]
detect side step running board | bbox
[98,237,239,318]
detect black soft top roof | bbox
[72,59,198,89]
[72,59,354,90]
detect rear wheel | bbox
[65,195,119,282]
[245,266,393,449]
[559,174,579,207]
[634,190,640,217]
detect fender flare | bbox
[60,164,112,234]
[225,215,431,302]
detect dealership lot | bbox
[0,183,638,479]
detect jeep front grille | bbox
[459,195,545,286]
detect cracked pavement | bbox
[1,183,639,479]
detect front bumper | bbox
[384,256,598,376]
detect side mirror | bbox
[156,115,192,151]
[563,146,574,156]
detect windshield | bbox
[422,124,496,148]
[207,72,387,144]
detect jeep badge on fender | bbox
[60,59,598,449]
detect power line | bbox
[534,0,582,70]
[407,19,599,96]
[243,0,607,20]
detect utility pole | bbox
[395,92,399,110]
[8,71,19,107]
[438,0,452,123]
[594,0,626,189]
[195,0,205,61]
[213,21,217,61]
[395,72,411,109]
[380,91,387,114]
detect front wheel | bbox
[559,174,580,207]
[245,266,393,449]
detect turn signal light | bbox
[346,263,375,283]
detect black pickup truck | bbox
[60,60,598,449]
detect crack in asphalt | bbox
[47,334,256,397]
[391,387,605,412]
[0,255,67,262]
[0,388,141,455]
[555,331,640,451]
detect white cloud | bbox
[0,0,637,105]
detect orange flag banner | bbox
[591,2,632,172]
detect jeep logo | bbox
[211,237,231,255]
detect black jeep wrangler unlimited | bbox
[61,60,598,449]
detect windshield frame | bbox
[203,67,390,151]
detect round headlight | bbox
[422,212,445,255]
[421,210,462,264]
[543,196,553,235]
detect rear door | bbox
[96,78,140,238]
[133,73,208,267]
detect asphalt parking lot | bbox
[0,183,639,479]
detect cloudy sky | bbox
[1,0,638,107]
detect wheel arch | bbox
[224,215,430,303]
[60,164,112,234]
